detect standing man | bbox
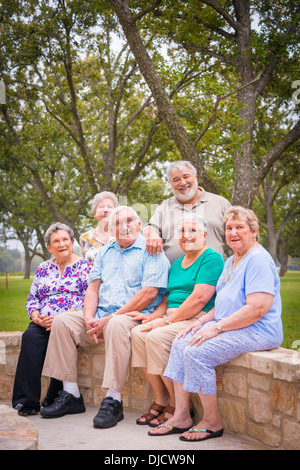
[41,206,170,428]
[143,161,231,264]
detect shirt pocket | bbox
[123,257,143,287]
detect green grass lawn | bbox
[0,272,299,350]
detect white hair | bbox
[91,191,118,215]
[109,206,140,227]
[166,161,197,182]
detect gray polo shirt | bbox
[144,188,231,264]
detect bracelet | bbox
[163,316,171,325]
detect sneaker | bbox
[93,396,124,428]
[40,390,85,418]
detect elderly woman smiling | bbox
[80,191,118,264]
[148,206,283,440]
[12,223,91,416]
[130,214,224,427]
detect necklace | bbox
[231,240,256,269]
[219,243,258,285]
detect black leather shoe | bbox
[40,390,85,418]
[93,396,124,428]
[14,404,39,416]
[41,395,55,407]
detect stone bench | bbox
[0,331,299,449]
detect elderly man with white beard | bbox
[143,161,231,264]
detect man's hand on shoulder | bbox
[144,227,163,255]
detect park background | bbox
[0,1,299,349]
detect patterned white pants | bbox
[164,322,279,395]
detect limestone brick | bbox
[92,354,105,379]
[222,372,247,398]
[272,350,300,382]
[248,389,272,424]
[247,372,271,392]
[78,351,90,376]
[93,384,106,406]
[272,381,297,417]
[218,397,246,433]
[0,375,14,401]
[250,351,274,375]
[0,404,38,450]
[272,413,281,428]
[0,331,22,347]
[228,352,251,368]
[248,422,281,448]
[283,419,300,450]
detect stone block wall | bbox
[0,331,299,449]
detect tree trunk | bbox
[23,246,31,280]
[277,242,288,277]
[231,0,256,207]
[261,174,278,261]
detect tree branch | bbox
[110,0,216,192]
[194,77,261,145]
[198,0,240,31]
[181,41,237,67]
[133,0,163,22]
[254,120,300,193]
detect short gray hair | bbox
[223,206,259,240]
[166,161,197,182]
[109,206,140,227]
[91,191,118,215]
[177,214,207,234]
[44,222,75,246]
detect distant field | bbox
[0,277,32,331]
[0,272,299,350]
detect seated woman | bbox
[129,214,224,426]
[12,223,91,416]
[80,191,118,264]
[148,206,283,439]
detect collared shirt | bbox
[88,234,170,319]
[144,187,231,264]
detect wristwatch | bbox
[164,316,171,325]
[216,322,223,334]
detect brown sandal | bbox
[148,404,175,427]
[136,402,166,425]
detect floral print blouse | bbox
[80,229,114,264]
[26,258,91,318]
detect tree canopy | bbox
[0,0,299,275]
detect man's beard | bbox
[174,181,198,203]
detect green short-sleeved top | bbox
[166,248,224,312]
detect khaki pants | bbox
[42,310,139,392]
[131,310,204,375]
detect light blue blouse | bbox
[215,245,283,345]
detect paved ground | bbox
[24,405,269,452]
